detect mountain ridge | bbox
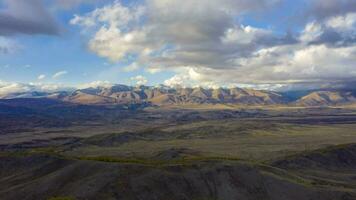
[1,84,356,107]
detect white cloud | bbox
[164,74,190,88]
[0,81,31,97]
[326,13,356,31]
[78,80,113,89]
[146,67,163,74]
[37,74,46,80]
[30,82,70,92]
[300,22,323,43]
[72,1,356,89]
[130,75,148,85]
[122,62,140,72]
[71,0,279,64]
[0,80,73,98]
[70,1,146,61]
[222,25,273,45]
[163,67,220,88]
[52,71,68,79]
[70,15,96,28]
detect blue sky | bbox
[0,0,175,86]
[0,0,355,90]
[0,30,173,86]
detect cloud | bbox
[78,80,113,89]
[146,67,162,74]
[70,1,146,61]
[71,0,282,63]
[0,0,60,36]
[0,81,31,96]
[304,0,356,21]
[0,80,72,97]
[301,13,356,47]
[122,62,140,72]
[163,74,187,87]
[52,70,68,79]
[72,1,356,89]
[37,74,46,80]
[0,36,20,54]
[130,75,148,85]
[326,13,356,31]
[54,0,103,9]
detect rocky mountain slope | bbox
[296,91,356,106]
[1,85,286,105]
[1,84,356,106]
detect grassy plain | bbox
[0,106,356,199]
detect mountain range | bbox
[1,84,356,107]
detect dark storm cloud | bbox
[309,28,356,47]
[0,0,60,36]
[0,14,59,35]
[254,31,298,47]
[55,0,105,9]
[306,0,356,20]
[142,0,298,70]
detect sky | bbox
[0,0,355,92]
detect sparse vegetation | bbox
[0,106,356,199]
[48,197,75,200]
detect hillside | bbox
[1,85,356,107]
[296,91,356,106]
[0,85,286,105]
[0,152,354,200]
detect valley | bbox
[0,98,355,199]
[2,0,356,199]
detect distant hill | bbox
[296,91,356,106]
[1,84,356,107]
[62,85,286,105]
